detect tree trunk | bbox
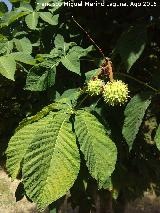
[88,182,113,213]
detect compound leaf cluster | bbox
[6,105,117,209]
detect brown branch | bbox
[72,16,105,59]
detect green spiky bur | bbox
[87,79,104,96]
[103,80,129,106]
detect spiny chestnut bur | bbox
[87,78,104,96]
[103,80,129,106]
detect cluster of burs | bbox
[87,78,129,106]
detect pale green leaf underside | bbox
[6,113,55,179]
[75,110,117,188]
[0,55,16,80]
[23,113,80,209]
[25,12,39,29]
[0,42,7,55]
[14,37,32,54]
[39,12,59,25]
[10,52,35,65]
[1,40,14,55]
[53,34,76,56]
[54,34,65,49]
[155,125,160,151]
[18,2,33,12]
[61,46,93,75]
[6,40,14,53]
[122,93,151,150]
[61,55,80,74]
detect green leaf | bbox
[25,66,56,91]
[5,40,14,54]
[6,113,55,179]
[85,68,100,82]
[0,42,8,55]
[14,37,32,54]
[39,12,59,25]
[14,31,28,38]
[0,55,16,80]
[0,34,7,41]
[122,93,151,150]
[54,34,64,49]
[58,88,81,106]
[0,40,13,55]
[10,52,35,65]
[16,102,66,131]
[54,34,76,54]
[75,110,117,188]
[23,113,80,209]
[61,46,93,75]
[155,125,160,151]
[0,11,29,27]
[115,25,147,71]
[61,88,80,100]
[25,12,39,30]
[18,2,33,12]
[25,59,59,91]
